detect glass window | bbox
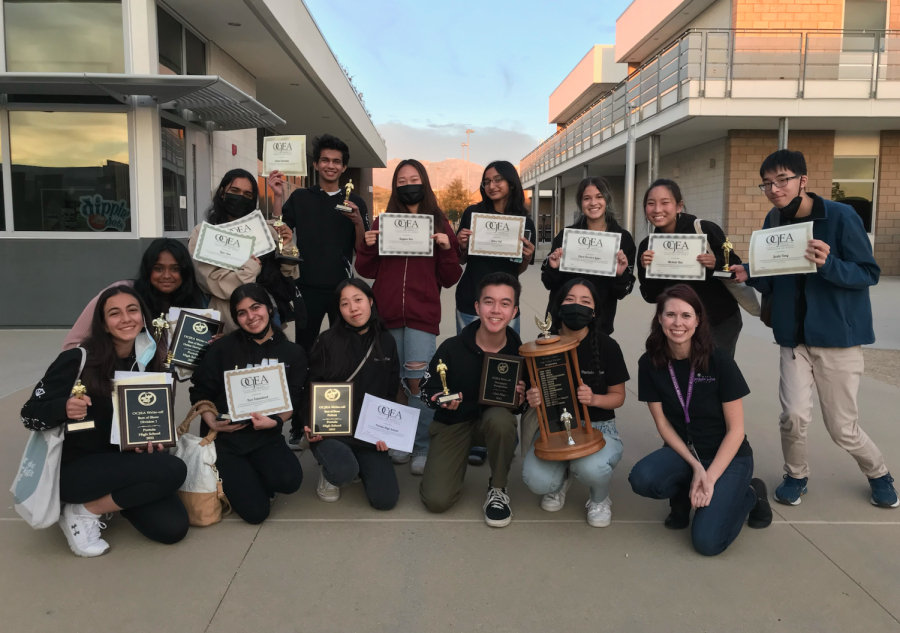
[161,119,187,232]
[4,0,125,73]
[157,6,182,76]
[10,111,130,232]
[185,29,206,75]
[0,122,4,231]
[832,156,877,233]
[844,1,887,30]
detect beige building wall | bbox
[208,43,259,189]
[732,0,844,29]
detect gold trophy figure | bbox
[151,313,170,342]
[560,408,576,446]
[335,179,354,213]
[435,359,461,404]
[71,380,87,400]
[534,312,561,345]
[273,217,302,264]
[713,236,735,278]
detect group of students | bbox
[21,139,896,560]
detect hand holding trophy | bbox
[335,179,354,213]
[273,217,302,264]
[435,359,462,404]
[713,236,735,278]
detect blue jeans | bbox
[389,327,437,456]
[455,310,520,336]
[628,447,756,557]
[522,421,624,502]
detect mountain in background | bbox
[373,158,485,193]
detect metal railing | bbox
[520,28,900,182]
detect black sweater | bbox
[299,329,400,450]
[637,213,741,326]
[540,215,636,335]
[190,328,307,454]
[421,321,526,424]
[280,185,370,289]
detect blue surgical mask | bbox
[134,327,158,371]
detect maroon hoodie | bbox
[355,216,462,335]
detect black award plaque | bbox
[117,384,176,451]
[169,312,224,370]
[478,353,524,409]
[310,382,354,436]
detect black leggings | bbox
[294,285,338,352]
[311,440,399,510]
[216,438,303,524]
[60,451,189,545]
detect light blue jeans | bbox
[455,310,520,336]
[522,420,624,503]
[389,326,437,457]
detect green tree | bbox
[439,177,470,225]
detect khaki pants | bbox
[419,407,518,513]
[779,345,887,479]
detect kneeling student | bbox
[300,279,401,510]
[190,283,305,525]
[419,272,527,527]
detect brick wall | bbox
[723,130,835,258]
[875,131,900,276]
[732,0,844,29]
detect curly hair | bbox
[645,284,715,373]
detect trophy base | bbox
[438,393,462,404]
[335,204,352,213]
[713,270,733,278]
[534,427,605,461]
[536,335,561,345]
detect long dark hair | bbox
[645,284,715,373]
[205,168,259,225]
[308,279,388,380]
[575,177,616,225]
[643,178,685,215]
[132,238,205,316]
[479,160,528,216]
[227,283,285,365]
[549,278,606,393]
[385,159,450,238]
[82,285,163,396]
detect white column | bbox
[778,117,789,150]
[623,107,637,235]
[648,134,660,183]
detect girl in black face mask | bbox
[521,278,631,528]
[189,169,299,333]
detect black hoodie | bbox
[421,321,526,425]
[541,215,636,335]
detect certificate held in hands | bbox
[646,233,706,281]
[378,213,434,256]
[560,229,621,277]
[263,135,306,177]
[749,223,816,278]
[468,212,526,258]
[310,383,353,436]
[224,363,292,422]
[354,394,419,453]
[193,222,256,271]
[216,210,277,257]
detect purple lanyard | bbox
[668,362,696,447]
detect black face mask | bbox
[397,184,425,206]
[344,316,373,333]
[246,321,271,340]
[778,196,803,221]
[559,304,594,331]
[222,193,256,219]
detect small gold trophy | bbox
[151,313,170,342]
[273,217,302,264]
[435,358,461,404]
[335,179,354,213]
[68,379,95,430]
[534,312,560,345]
[71,380,87,400]
[713,236,735,278]
[560,408,576,446]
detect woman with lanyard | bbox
[628,284,772,556]
[541,176,635,334]
[21,286,188,557]
[356,159,461,474]
[300,279,401,509]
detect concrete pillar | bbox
[553,175,563,239]
[623,107,637,236]
[582,164,589,180]
[648,134,661,183]
[532,184,540,238]
[778,117,789,150]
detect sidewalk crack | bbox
[204,523,263,632]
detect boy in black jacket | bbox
[419,272,527,527]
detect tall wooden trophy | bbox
[518,313,605,461]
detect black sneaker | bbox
[664,493,691,530]
[484,482,512,528]
[748,478,773,528]
[287,427,303,452]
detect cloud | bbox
[376,121,541,166]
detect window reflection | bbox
[10,112,130,232]
[161,119,187,232]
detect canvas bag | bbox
[693,219,761,317]
[11,347,86,529]
[171,400,232,527]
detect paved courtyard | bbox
[1,269,899,632]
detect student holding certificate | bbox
[356,160,462,474]
[299,279,401,509]
[190,284,306,525]
[541,177,635,335]
[637,179,745,357]
[731,150,896,509]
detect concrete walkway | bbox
[1,269,899,632]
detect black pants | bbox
[60,451,188,545]
[311,440,399,510]
[216,437,303,524]
[294,284,339,352]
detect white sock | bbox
[70,503,100,518]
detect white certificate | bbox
[646,233,706,281]
[224,363,292,421]
[263,135,307,176]
[354,394,420,453]
[192,222,256,271]
[378,213,434,257]
[749,222,816,278]
[559,229,621,277]
[217,210,276,257]
[468,212,526,258]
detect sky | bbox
[305,0,630,166]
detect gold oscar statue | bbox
[560,408,575,446]
[714,236,735,278]
[435,358,461,404]
[151,313,169,342]
[336,179,354,213]
[273,217,302,264]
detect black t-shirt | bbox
[784,195,823,346]
[637,348,752,459]
[574,332,630,423]
[455,204,537,316]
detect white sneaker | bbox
[58,504,109,557]
[316,468,340,502]
[390,449,410,465]
[540,474,573,512]
[410,454,427,475]
[586,496,612,528]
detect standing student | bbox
[189,169,297,334]
[542,176,635,335]
[190,284,305,525]
[628,285,772,556]
[419,272,528,528]
[356,159,462,474]
[522,278,629,527]
[63,238,205,350]
[22,286,188,557]
[637,179,744,357]
[300,279,401,509]
[733,149,897,508]
[267,134,370,354]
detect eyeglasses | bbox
[758,175,801,192]
[481,176,505,188]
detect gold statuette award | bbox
[273,217,302,264]
[66,380,95,433]
[713,236,735,278]
[435,359,462,404]
[335,179,354,213]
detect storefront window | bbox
[832,157,876,233]
[4,0,125,73]
[10,111,130,232]
[161,119,187,232]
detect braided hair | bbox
[548,277,606,394]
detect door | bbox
[186,126,211,229]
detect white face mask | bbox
[134,324,158,371]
